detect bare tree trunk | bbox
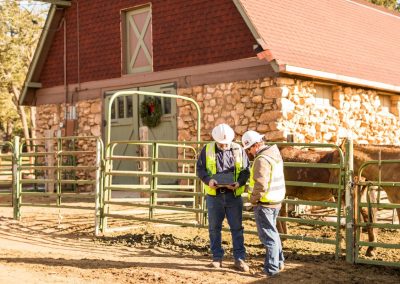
[11,85,31,153]
[29,106,37,169]
[30,106,37,147]
[18,105,32,153]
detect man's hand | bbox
[243,202,253,211]
[227,182,239,190]
[208,179,218,189]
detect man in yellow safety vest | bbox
[242,130,285,277]
[196,123,250,272]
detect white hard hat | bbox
[242,130,264,149]
[211,124,235,144]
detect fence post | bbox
[149,142,157,220]
[345,138,355,263]
[139,126,149,197]
[101,143,111,234]
[94,138,102,236]
[13,136,20,220]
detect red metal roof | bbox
[235,0,400,91]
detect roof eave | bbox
[38,0,71,7]
[20,5,58,106]
[280,64,400,94]
[257,50,400,93]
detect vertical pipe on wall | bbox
[63,15,68,136]
[64,17,67,106]
[76,0,80,94]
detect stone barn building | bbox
[20,0,400,163]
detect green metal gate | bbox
[14,136,103,231]
[100,90,203,233]
[246,141,347,260]
[354,159,400,267]
[101,140,207,233]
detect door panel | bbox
[139,83,177,184]
[104,89,140,185]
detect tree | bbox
[0,0,47,149]
[367,0,400,11]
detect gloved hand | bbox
[208,179,218,189]
[227,182,239,190]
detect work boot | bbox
[234,259,250,272]
[210,260,222,268]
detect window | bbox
[110,95,134,120]
[124,5,153,74]
[379,95,391,113]
[314,84,332,107]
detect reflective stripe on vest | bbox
[204,142,245,196]
[248,154,285,203]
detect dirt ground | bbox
[0,204,399,284]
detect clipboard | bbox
[211,173,235,186]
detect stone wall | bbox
[177,78,283,142]
[280,80,400,145]
[35,99,102,139]
[177,77,400,145]
[35,99,102,191]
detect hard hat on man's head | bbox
[242,130,264,149]
[211,123,235,144]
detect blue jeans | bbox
[206,191,245,261]
[253,205,284,276]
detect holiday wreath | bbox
[140,96,162,127]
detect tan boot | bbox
[210,260,222,268]
[234,259,249,272]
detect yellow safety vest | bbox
[204,142,245,197]
[248,154,285,203]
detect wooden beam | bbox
[25,82,42,88]
[34,0,71,7]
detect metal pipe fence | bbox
[100,140,207,233]
[355,160,400,267]
[3,134,400,267]
[13,136,103,221]
[100,139,347,260]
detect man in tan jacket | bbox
[242,130,285,277]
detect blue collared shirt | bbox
[196,143,250,186]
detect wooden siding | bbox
[39,0,255,88]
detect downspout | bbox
[76,0,80,93]
[63,15,68,135]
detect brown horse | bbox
[279,145,378,256]
[353,144,400,225]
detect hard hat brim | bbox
[212,133,234,144]
[242,134,264,149]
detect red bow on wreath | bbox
[148,102,155,114]
[140,97,162,128]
